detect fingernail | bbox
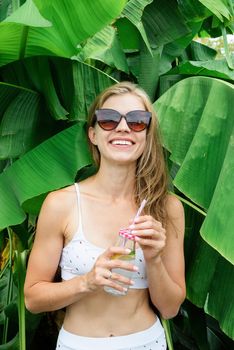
[130,280,135,285]
[123,287,128,292]
[129,224,134,229]
[125,248,131,253]
[133,266,139,271]
[131,230,137,234]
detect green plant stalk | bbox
[19,26,29,60]
[161,318,174,350]
[2,228,13,344]
[168,191,207,216]
[15,250,27,350]
[221,25,234,70]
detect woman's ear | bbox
[88,126,97,145]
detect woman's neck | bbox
[90,162,136,201]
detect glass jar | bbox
[104,228,136,296]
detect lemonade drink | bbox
[104,229,135,296]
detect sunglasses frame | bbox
[94,108,152,132]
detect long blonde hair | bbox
[87,82,168,224]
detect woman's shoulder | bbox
[165,193,184,220]
[41,184,76,214]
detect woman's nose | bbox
[115,116,131,132]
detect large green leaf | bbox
[77,26,129,73]
[199,0,234,22]
[0,0,13,22]
[189,40,217,61]
[0,333,19,349]
[142,0,191,47]
[205,256,234,339]
[22,56,69,120]
[183,206,234,339]
[0,56,116,126]
[0,85,41,159]
[0,123,91,229]
[138,43,162,100]
[177,0,211,21]
[3,0,51,27]
[121,0,153,53]
[66,59,118,120]
[154,76,234,264]
[170,56,234,81]
[0,0,127,66]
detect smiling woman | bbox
[87,82,168,223]
[24,81,185,350]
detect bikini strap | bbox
[74,183,83,234]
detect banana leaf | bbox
[0,86,41,159]
[177,0,211,21]
[170,57,234,81]
[184,205,234,339]
[188,41,217,61]
[3,0,51,27]
[0,0,12,22]
[199,0,234,22]
[155,76,234,264]
[0,334,19,350]
[78,0,154,72]
[115,17,140,51]
[0,56,116,161]
[138,43,162,100]
[0,123,91,229]
[0,0,127,66]
[121,0,153,53]
[142,0,191,47]
[77,26,129,73]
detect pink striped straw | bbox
[132,199,147,224]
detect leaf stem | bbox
[19,26,29,60]
[221,25,234,70]
[161,318,174,350]
[2,228,13,344]
[15,250,27,350]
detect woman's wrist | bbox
[73,275,92,296]
[145,254,163,266]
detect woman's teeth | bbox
[111,140,132,145]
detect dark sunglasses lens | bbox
[128,122,147,132]
[95,110,120,130]
[126,111,151,132]
[98,120,118,130]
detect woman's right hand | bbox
[84,247,138,293]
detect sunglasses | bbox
[94,109,151,132]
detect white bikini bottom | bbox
[56,318,166,350]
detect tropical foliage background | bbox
[0,0,233,349]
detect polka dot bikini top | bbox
[59,183,148,289]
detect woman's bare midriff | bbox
[63,288,157,337]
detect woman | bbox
[24,82,186,350]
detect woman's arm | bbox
[24,191,90,313]
[130,195,186,319]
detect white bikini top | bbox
[59,183,148,289]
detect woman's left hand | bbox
[129,215,166,262]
